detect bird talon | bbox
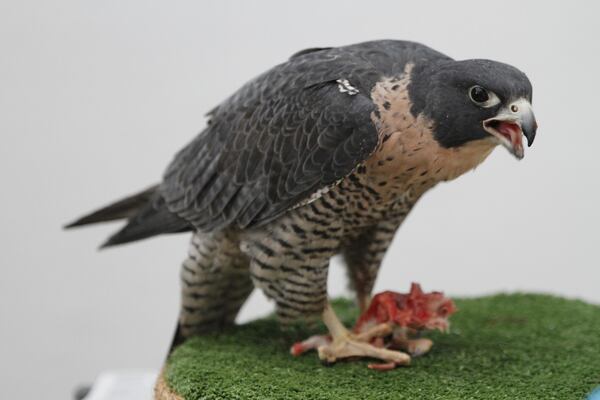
[316,336,411,367]
[290,334,331,356]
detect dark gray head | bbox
[409,59,537,159]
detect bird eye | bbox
[468,85,500,108]
[470,86,488,102]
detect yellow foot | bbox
[317,333,411,367]
[308,302,411,370]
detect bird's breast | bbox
[364,66,496,202]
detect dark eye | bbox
[468,85,501,108]
[470,86,489,103]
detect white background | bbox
[1,1,599,399]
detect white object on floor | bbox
[84,370,158,400]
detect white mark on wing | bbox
[291,186,333,209]
[336,79,359,95]
[289,178,344,210]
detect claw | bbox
[317,335,411,366]
[290,334,331,356]
[293,302,412,369]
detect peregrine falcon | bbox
[67,40,537,365]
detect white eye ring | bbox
[468,85,501,108]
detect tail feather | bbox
[65,184,192,248]
[65,185,158,228]
[100,197,191,248]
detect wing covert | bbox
[161,50,381,231]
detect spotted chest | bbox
[239,183,412,323]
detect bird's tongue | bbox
[496,121,523,150]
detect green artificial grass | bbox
[165,294,600,399]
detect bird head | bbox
[410,58,537,159]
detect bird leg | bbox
[357,293,371,314]
[307,302,411,367]
[290,322,391,356]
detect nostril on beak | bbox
[511,104,519,113]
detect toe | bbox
[368,362,397,371]
[291,334,332,356]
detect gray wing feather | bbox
[160,41,439,231]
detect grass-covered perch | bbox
[159,294,600,399]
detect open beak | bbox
[483,98,537,160]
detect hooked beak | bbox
[483,98,537,160]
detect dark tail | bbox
[65,185,158,228]
[65,185,192,248]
